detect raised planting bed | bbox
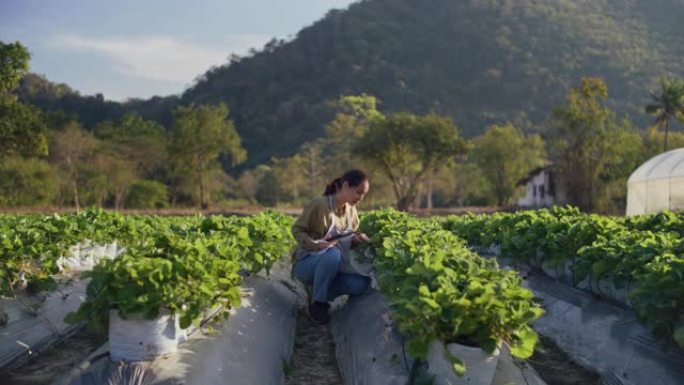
[442,207,684,351]
[1,210,296,384]
[57,261,301,385]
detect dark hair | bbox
[323,169,368,196]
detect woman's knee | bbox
[292,259,312,284]
[320,248,342,268]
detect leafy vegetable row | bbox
[360,209,543,376]
[441,207,684,349]
[66,210,294,330]
[0,209,294,303]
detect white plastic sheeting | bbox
[331,290,413,385]
[524,270,684,385]
[57,241,123,273]
[56,260,302,385]
[626,147,684,215]
[426,342,500,385]
[109,310,182,362]
[0,241,122,369]
[537,259,633,307]
[331,290,547,385]
[331,291,549,385]
[0,279,89,368]
[330,251,546,385]
[479,249,684,385]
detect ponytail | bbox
[324,178,342,195]
[322,169,368,196]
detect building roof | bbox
[516,165,553,186]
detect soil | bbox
[1,332,105,385]
[284,308,343,385]
[527,335,601,385]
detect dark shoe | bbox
[308,301,331,324]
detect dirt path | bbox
[2,331,105,385]
[285,309,343,385]
[527,335,601,385]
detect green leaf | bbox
[591,260,610,277]
[199,284,214,296]
[509,326,538,358]
[443,347,466,376]
[420,296,441,310]
[406,338,429,359]
[63,311,80,325]
[479,337,499,354]
[179,313,193,329]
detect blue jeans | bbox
[292,247,371,303]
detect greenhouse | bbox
[627,147,684,216]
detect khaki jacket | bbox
[291,195,360,261]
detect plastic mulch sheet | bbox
[1,241,122,369]
[56,260,302,385]
[331,290,413,385]
[525,271,684,385]
[0,279,89,368]
[330,251,546,385]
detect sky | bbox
[0,0,357,101]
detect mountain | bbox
[17,74,179,128]
[20,0,684,168]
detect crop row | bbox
[441,207,684,350]
[0,209,295,329]
[360,209,543,375]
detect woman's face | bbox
[342,180,370,206]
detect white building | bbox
[626,148,684,216]
[517,166,565,208]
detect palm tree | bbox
[645,77,684,152]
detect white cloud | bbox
[52,34,270,84]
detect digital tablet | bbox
[326,231,357,242]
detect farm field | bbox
[0,207,682,384]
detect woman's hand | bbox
[318,239,338,250]
[353,232,371,244]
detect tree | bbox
[0,157,58,206]
[168,103,246,209]
[0,100,48,158]
[0,41,30,101]
[471,123,546,206]
[271,154,307,203]
[125,180,169,209]
[206,167,238,206]
[354,112,466,211]
[454,162,495,207]
[596,125,643,214]
[641,126,684,161]
[298,140,326,198]
[549,77,631,212]
[49,122,99,210]
[0,41,48,161]
[93,114,168,209]
[645,77,684,152]
[324,94,385,175]
[94,113,167,178]
[423,161,460,208]
[97,154,137,209]
[237,169,262,204]
[254,165,279,206]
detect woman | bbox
[291,169,372,324]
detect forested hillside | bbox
[19,0,684,168]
